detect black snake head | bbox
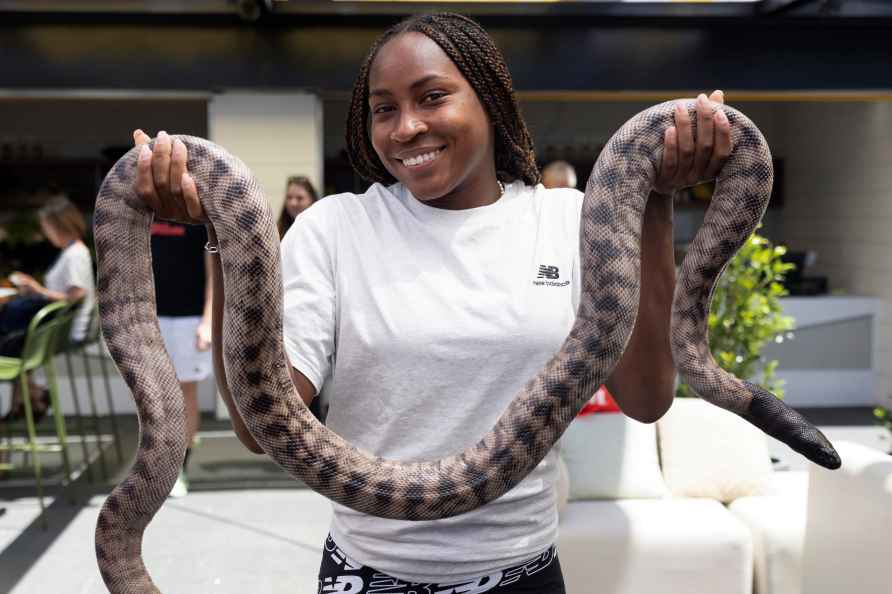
[740,382,842,470]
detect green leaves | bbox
[874,407,892,434]
[677,228,794,399]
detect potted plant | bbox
[873,407,892,455]
[676,229,796,399]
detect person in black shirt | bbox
[150,220,213,497]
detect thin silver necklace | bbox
[497,180,505,196]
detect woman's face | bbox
[368,32,497,209]
[39,217,67,249]
[285,183,314,217]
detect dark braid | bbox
[346,13,540,187]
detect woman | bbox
[1,194,95,420]
[277,175,319,237]
[132,12,730,593]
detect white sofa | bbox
[801,441,892,594]
[555,398,892,594]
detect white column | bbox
[208,90,324,219]
[207,90,323,419]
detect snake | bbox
[92,99,841,593]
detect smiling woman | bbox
[363,33,501,209]
[130,11,733,594]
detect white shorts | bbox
[158,316,213,382]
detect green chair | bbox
[55,302,105,483]
[58,303,124,481]
[0,300,78,525]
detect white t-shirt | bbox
[281,180,584,583]
[44,240,95,342]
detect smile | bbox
[399,147,445,169]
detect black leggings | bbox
[318,534,566,594]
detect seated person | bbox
[0,194,94,421]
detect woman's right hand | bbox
[133,129,206,224]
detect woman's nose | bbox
[390,112,428,143]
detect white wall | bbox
[209,91,323,220]
[772,101,892,408]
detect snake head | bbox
[740,381,842,470]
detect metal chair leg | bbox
[95,350,123,464]
[63,352,94,483]
[43,361,72,492]
[81,353,108,480]
[19,375,47,529]
[1,384,12,455]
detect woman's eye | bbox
[372,105,394,115]
[423,92,447,103]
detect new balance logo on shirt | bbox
[533,264,570,287]
[537,265,560,280]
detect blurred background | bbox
[1,2,891,594]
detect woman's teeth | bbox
[402,148,443,168]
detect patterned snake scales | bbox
[93,99,841,593]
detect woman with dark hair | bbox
[1,194,95,420]
[277,175,319,238]
[131,12,730,593]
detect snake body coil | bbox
[93,100,840,593]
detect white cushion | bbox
[657,398,773,503]
[559,498,752,594]
[728,472,809,594]
[560,412,669,500]
[802,441,892,594]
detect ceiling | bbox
[0,0,888,21]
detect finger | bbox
[692,94,715,181]
[136,144,163,213]
[659,126,678,186]
[709,89,724,105]
[182,173,205,221]
[170,138,188,197]
[704,108,732,180]
[133,129,151,146]
[674,102,695,187]
[152,130,172,196]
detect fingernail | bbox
[698,93,707,104]
[158,130,168,141]
[139,144,151,160]
[717,89,725,97]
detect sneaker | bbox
[169,470,189,498]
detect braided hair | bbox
[345,13,540,187]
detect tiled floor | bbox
[1,420,329,594]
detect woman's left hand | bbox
[653,90,732,196]
[11,272,42,296]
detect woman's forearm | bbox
[604,192,677,423]
[40,288,68,301]
[206,225,264,453]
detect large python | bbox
[92,99,841,593]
